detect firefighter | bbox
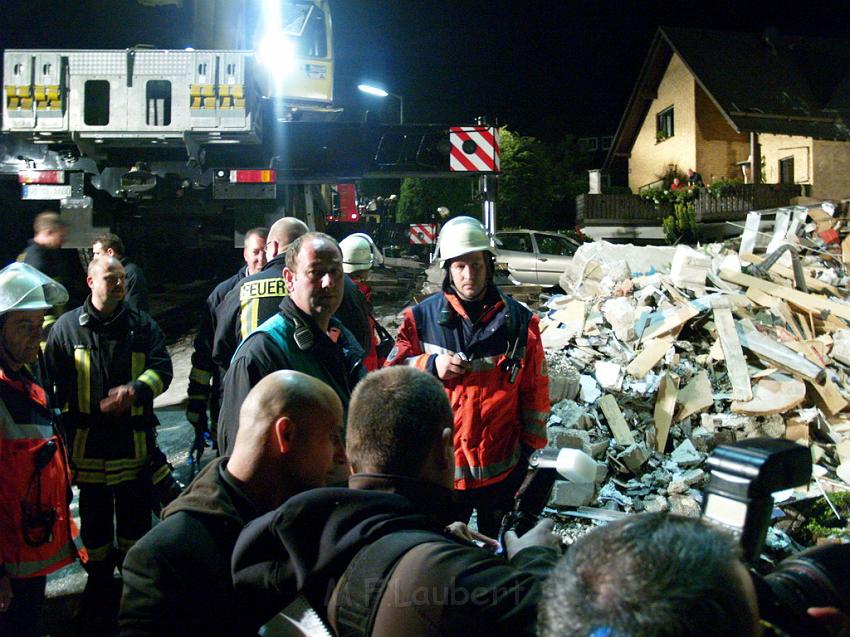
[92,233,150,312]
[218,232,365,456]
[18,210,86,335]
[212,218,371,377]
[385,216,550,537]
[185,227,268,452]
[44,255,172,625]
[211,218,308,377]
[0,263,82,637]
[340,232,390,370]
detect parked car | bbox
[494,229,581,286]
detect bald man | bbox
[118,371,345,637]
[45,256,173,626]
[212,217,309,376]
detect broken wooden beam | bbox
[626,337,673,379]
[720,269,850,322]
[654,372,679,452]
[712,297,752,401]
[598,394,636,446]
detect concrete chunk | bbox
[618,443,651,473]
[549,481,596,508]
[671,439,703,467]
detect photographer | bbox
[539,512,850,637]
[232,366,561,636]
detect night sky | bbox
[3,1,850,141]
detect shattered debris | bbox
[531,203,850,544]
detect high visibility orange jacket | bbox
[0,366,81,579]
[386,288,549,490]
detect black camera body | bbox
[702,438,850,637]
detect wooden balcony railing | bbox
[577,184,802,226]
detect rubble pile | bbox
[537,203,850,541]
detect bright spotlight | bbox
[257,34,297,75]
[358,84,389,98]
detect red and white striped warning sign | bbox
[409,223,438,245]
[449,126,500,172]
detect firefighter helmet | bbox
[0,263,69,316]
[435,216,497,266]
[340,233,383,273]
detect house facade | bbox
[607,28,850,201]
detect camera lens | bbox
[760,543,850,636]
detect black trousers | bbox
[453,459,529,539]
[78,479,151,577]
[0,575,46,637]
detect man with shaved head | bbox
[45,255,173,628]
[212,217,309,377]
[119,371,345,637]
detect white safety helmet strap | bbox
[0,262,69,316]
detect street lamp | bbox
[358,83,404,124]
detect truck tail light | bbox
[229,170,276,183]
[19,170,64,184]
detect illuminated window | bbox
[656,106,674,140]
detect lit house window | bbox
[656,106,674,141]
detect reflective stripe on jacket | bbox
[44,299,173,485]
[0,368,82,578]
[386,289,549,490]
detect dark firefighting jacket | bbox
[218,297,365,455]
[186,266,247,430]
[211,256,288,374]
[212,256,371,373]
[386,287,549,490]
[0,364,82,578]
[44,298,172,486]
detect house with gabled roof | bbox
[603,27,850,200]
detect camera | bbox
[498,447,596,549]
[702,438,850,637]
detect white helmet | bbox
[435,216,497,266]
[0,262,69,316]
[340,233,383,274]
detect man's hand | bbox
[446,522,500,551]
[0,574,13,613]
[809,607,850,637]
[435,354,471,380]
[503,518,561,559]
[100,384,136,414]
